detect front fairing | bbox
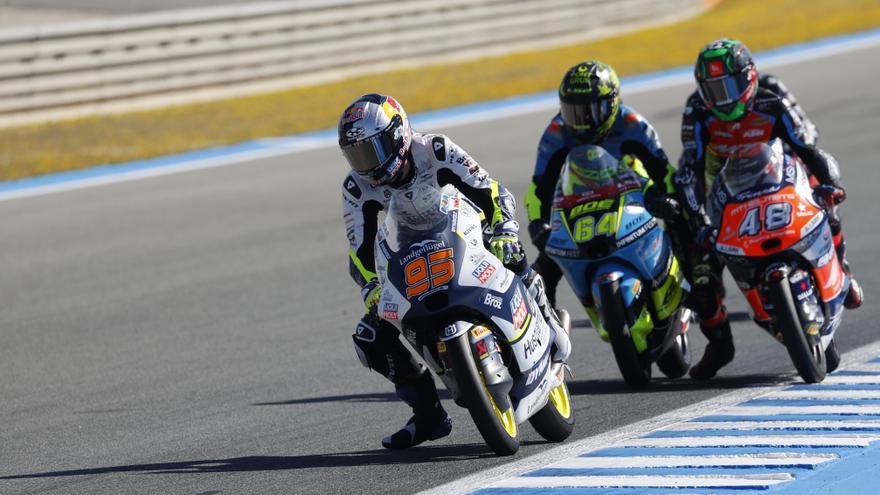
[545,185,668,300]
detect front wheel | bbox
[445,333,519,456]
[657,331,691,379]
[528,376,575,442]
[825,338,841,374]
[768,276,826,383]
[601,280,652,389]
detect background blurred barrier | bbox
[0,0,706,126]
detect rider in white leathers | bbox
[339,93,570,449]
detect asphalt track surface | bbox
[1,45,879,495]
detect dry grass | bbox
[2,0,880,181]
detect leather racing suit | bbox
[677,85,850,374]
[525,104,680,307]
[342,131,569,448]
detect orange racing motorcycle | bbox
[705,142,849,383]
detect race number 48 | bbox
[738,202,792,237]
[404,248,454,298]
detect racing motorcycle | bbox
[374,184,574,456]
[706,141,847,383]
[545,145,692,389]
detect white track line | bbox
[551,453,838,469]
[425,340,880,495]
[822,375,880,384]
[614,435,879,448]
[769,390,880,399]
[489,473,793,489]
[670,420,880,431]
[717,405,880,415]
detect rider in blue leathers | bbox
[526,61,683,312]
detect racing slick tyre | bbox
[601,280,652,389]
[657,331,691,379]
[825,338,841,374]
[528,310,575,442]
[769,276,827,383]
[445,332,519,456]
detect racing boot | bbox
[382,370,452,449]
[836,241,863,309]
[523,268,571,363]
[689,318,735,380]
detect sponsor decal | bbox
[470,326,491,339]
[524,357,550,386]
[511,290,528,330]
[355,323,376,342]
[472,260,496,283]
[343,177,362,199]
[616,218,657,248]
[483,293,503,309]
[432,136,446,161]
[708,61,724,77]
[400,240,446,265]
[631,279,642,297]
[345,127,365,140]
[523,321,547,360]
[444,324,458,337]
[743,128,765,138]
[382,303,399,320]
[475,339,489,359]
[342,104,366,123]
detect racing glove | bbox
[815,184,846,208]
[644,188,682,222]
[361,280,382,314]
[696,225,719,251]
[527,219,552,251]
[490,221,525,266]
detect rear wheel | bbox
[445,333,519,456]
[769,276,826,383]
[601,281,652,389]
[657,331,691,379]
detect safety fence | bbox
[0,0,706,125]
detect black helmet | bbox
[338,94,412,185]
[558,61,621,141]
[694,39,757,121]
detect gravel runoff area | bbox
[1,0,880,181]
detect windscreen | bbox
[720,142,785,197]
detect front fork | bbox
[763,264,825,347]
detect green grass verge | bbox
[2,0,880,181]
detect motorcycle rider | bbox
[676,38,863,380]
[526,60,683,313]
[339,93,571,449]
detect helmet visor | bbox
[699,70,751,107]
[340,126,401,174]
[560,98,614,132]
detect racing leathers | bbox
[525,104,681,308]
[677,86,857,379]
[342,132,570,449]
[759,73,818,145]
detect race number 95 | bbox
[405,248,454,298]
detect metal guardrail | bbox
[0,0,706,125]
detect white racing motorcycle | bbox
[374,184,575,455]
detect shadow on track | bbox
[252,389,453,406]
[571,310,753,329]
[567,372,792,396]
[0,442,536,479]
